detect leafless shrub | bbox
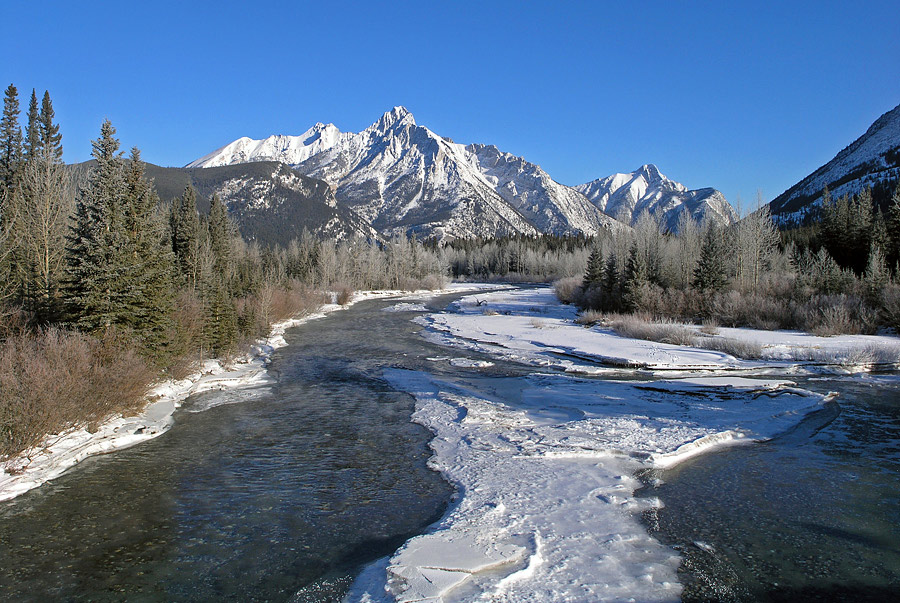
[696,336,765,360]
[880,284,900,332]
[610,315,697,346]
[554,276,583,305]
[530,318,547,329]
[420,273,448,291]
[0,328,154,460]
[575,310,605,325]
[699,319,720,335]
[797,295,878,336]
[336,285,354,306]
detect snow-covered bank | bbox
[348,286,848,602]
[349,371,831,602]
[418,288,900,373]
[0,284,500,503]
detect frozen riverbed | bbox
[348,287,859,602]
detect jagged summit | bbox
[189,108,734,238]
[576,165,735,230]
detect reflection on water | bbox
[642,378,900,602]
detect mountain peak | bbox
[371,106,416,133]
[637,164,664,180]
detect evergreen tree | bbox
[582,245,603,288]
[202,274,237,355]
[693,225,728,291]
[170,185,201,288]
[600,252,620,312]
[0,84,23,193]
[39,91,62,163]
[65,120,129,331]
[622,243,649,312]
[24,89,41,162]
[863,245,889,305]
[122,148,176,354]
[208,192,234,281]
[887,182,900,272]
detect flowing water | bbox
[0,293,493,602]
[2,291,899,602]
[641,377,900,601]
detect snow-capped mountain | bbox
[769,102,900,223]
[189,107,733,238]
[575,164,737,231]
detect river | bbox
[1,291,898,601]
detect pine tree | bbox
[65,120,129,332]
[0,84,23,193]
[887,182,900,273]
[582,245,603,288]
[693,225,728,292]
[39,91,63,163]
[24,89,41,162]
[121,147,176,355]
[863,245,889,305]
[170,185,201,288]
[622,243,649,312]
[600,252,620,312]
[208,192,234,281]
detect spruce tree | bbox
[600,253,620,312]
[24,89,41,162]
[622,243,649,312]
[582,245,603,288]
[171,185,201,288]
[693,225,728,292]
[887,182,900,272]
[122,147,176,355]
[0,84,23,193]
[39,91,63,163]
[65,120,130,331]
[208,192,233,281]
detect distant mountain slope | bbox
[769,102,900,223]
[144,162,377,245]
[575,164,737,231]
[190,107,732,238]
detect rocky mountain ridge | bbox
[189,107,736,238]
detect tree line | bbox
[561,187,900,335]
[0,84,447,458]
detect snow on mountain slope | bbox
[769,102,900,223]
[468,143,620,234]
[187,122,352,169]
[189,108,731,238]
[576,164,736,231]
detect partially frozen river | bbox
[1,288,898,601]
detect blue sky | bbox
[3,1,898,207]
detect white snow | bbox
[348,286,844,602]
[418,288,900,374]
[348,368,829,602]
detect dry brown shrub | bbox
[1,328,154,460]
[336,285,354,306]
[554,276,583,305]
[575,310,605,326]
[610,315,696,346]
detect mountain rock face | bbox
[769,102,900,223]
[575,164,737,231]
[190,107,734,238]
[145,162,376,246]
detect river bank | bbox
[0,285,504,503]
